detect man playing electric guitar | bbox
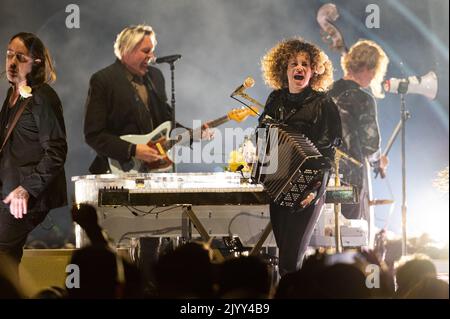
[84,24,214,174]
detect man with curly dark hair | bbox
[259,38,341,276]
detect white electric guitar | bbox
[108,107,259,174]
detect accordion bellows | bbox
[252,125,331,208]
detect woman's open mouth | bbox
[294,74,304,80]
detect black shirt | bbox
[259,87,342,161]
[0,95,19,148]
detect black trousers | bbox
[270,197,324,277]
[0,207,48,264]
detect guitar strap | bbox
[0,97,32,153]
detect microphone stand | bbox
[169,61,176,172]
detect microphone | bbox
[231,77,255,97]
[148,54,182,65]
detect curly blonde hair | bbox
[341,39,389,98]
[261,37,334,92]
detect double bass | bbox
[317,3,348,54]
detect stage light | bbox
[410,191,449,245]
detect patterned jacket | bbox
[328,79,382,219]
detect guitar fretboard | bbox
[206,115,229,128]
[162,115,230,149]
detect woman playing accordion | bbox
[258,38,342,276]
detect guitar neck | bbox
[162,114,232,149]
[188,115,230,141]
[205,115,229,128]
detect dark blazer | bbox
[84,60,174,174]
[0,84,68,213]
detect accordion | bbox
[251,124,331,208]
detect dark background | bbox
[0,0,448,247]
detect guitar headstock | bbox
[317,3,348,54]
[227,106,259,123]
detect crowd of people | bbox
[1,239,448,299]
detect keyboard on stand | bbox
[72,172,273,256]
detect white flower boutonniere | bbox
[315,64,325,75]
[18,84,33,99]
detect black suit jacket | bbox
[0,84,68,213]
[84,60,176,174]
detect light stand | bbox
[400,93,408,256]
[384,71,438,255]
[393,80,410,256]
